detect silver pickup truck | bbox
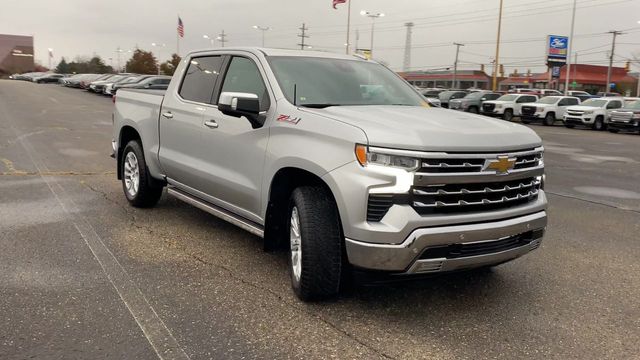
[112,48,547,301]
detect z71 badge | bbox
[277,114,301,125]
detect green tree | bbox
[126,49,158,75]
[160,53,181,76]
[55,57,70,73]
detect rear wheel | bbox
[288,186,342,301]
[468,106,478,114]
[543,113,556,126]
[121,141,163,208]
[592,116,605,131]
[503,109,514,121]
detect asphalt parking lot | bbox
[1,80,639,360]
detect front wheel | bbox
[121,141,163,208]
[592,116,605,131]
[503,109,514,121]
[288,186,342,301]
[468,106,478,114]
[543,113,556,126]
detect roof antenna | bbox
[293,84,297,106]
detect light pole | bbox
[453,43,465,89]
[564,0,577,95]
[116,48,132,73]
[47,48,53,70]
[253,25,270,47]
[360,10,384,58]
[151,42,166,75]
[203,34,215,47]
[492,0,504,91]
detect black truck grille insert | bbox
[419,230,543,260]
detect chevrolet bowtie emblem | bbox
[486,156,516,174]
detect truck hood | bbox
[567,105,602,111]
[483,100,513,105]
[303,105,542,152]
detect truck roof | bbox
[187,47,368,61]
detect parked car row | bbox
[10,71,172,96]
[415,84,639,134]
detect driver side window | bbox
[220,57,270,112]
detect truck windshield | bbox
[267,56,424,107]
[582,99,608,107]
[496,95,517,101]
[538,97,560,104]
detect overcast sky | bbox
[1,0,639,73]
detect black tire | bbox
[121,140,163,208]
[288,186,342,301]
[592,116,605,131]
[543,113,556,126]
[608,128,619,133]
[468,106,479,114]
[503,109,514,121]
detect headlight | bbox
[495,104,503,109]
[632,113,640,119]
[537,107,544,112]
[355,145,419,171]
[583,110,594,115]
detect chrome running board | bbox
[167,187,265,238]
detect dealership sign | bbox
[546,35,568,64]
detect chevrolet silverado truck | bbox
[112,48,548,301]
[481,94,539,121]
[608,100,640,133]
[520,96,581,126]
[563,97,623,130]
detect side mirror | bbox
[218,92,262,128]
[144,84,150,88]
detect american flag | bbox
[332,0,346,9]
[177,17,184,38]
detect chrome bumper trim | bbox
[345,211,547,272]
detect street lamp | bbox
[203,34,215,46]
[360,10,384,57]
[151,43,166,75]
[47,48,53,70]
[252,25,271,47]
[116,48,132,72]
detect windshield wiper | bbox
[299,103,342,109]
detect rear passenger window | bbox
[179,56,223,104]
[568,98,579,106]
[607,101,622,109]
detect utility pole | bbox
[218,30,228,47]
[403,22,414,72]
[573,53,578,89]
[453,42,465,89]
[564,0,577,95]
[606,30,623,92]
[492,0,504,91]
[297,23,310,50]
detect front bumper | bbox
[608,120,639,130]
[346,211,546,273]
[563,116,592,125]
[481,109,505,116]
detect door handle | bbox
[204,120,219,129]
[162,112,173,119]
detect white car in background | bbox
[481,94,539,121]
[520,96,581,126]
[563,97,624,130]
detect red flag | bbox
[333,0,346,9]
[177,17,184,38]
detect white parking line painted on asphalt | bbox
[0,99,190,360]
[49,97,59,104]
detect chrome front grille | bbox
[412,177,540,213]
[610,112,633,123]
[365,147,544,222]
[567,110,584,116]
[418,148,542,174]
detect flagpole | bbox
[177,15,180,57]
[345,0,351,54]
